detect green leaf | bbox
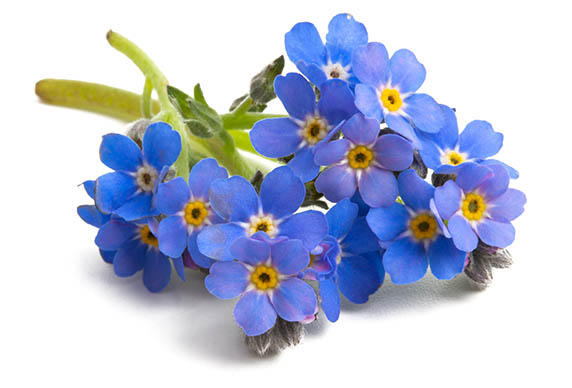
[167,85,195,119]
[187,98,223,132]
[230,130,275,161]
[193,83,207,105]
[185,119,214,138]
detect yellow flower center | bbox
[348,145,374,169]
[302,116,329,145]
[184,201,208,226]
[462,193,486,221]
[410,213,438,240]
[442,150,465,166]
[139,225,159,247]
[380,89,402,112]
[248,215,277,237]
[251,265,279,290]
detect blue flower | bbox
[77,180,114,263]
[433,163,526,252]
[95,218,185,292]
[196,166,328,262]
[314,113,413,207]
[155,158,228,268]
[285,13,368,89]
[250,73,357,182]
[366,169,468,284]
[352,42,445,147]
[95,122,181,221]
[418,105,519,178]
[303,199,383,322]
[205,234,317,336]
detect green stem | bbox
[35,79,160,121]
[221,112,286,130]
[141,78,153,118]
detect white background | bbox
[2,0,570,386]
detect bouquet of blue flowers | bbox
[36,13,526,355]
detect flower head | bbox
[433,163,526,252]
[418,105,519,178]
[367,170,468,284]
[314,113,413,207]
[205,234,317,336]
[197,166,328,262]
[155,158,228,268]
[250,73,357,182]
[352,42,445,147]
[95,122,181,221]
[285,13,368,89]
[94,218,185,292]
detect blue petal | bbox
[355,84,383,121]
[95,172,137,214]
[456,163,493,193]
[83,180,96,199]
[319,278,340,322]
[196,223,246,261]
[430,198,450,238]
[155,177,189,215]
[95,219,136,251]
[278,210,328,251]
[99,133,142,172]
[359,167,399,208]
[417,137,444,170]
[478,164,509,201]
[158,215,188,258]
[187,232,214,269]
[209,176,259,222]
[250,118,302,158]
[234,291,277,336]
[113,241,146,277]
[318,79,358,126]
[189,158,228,200]
[274,73,317,121]
[229,236,270,266]
[374,134,414,171]
[428,235,467,280]
[205,261,249,299]
[403,93,445,134]
[341,216,380,255]
[352,42,389,88]
[488,188,526,222]
[476,219,515,248]
[271,278,317,321]
[366,202,408,241]
[315,165,357,203]
[260,166,305,219]
[287,147,320,183]
[434,180,462,219]
[114,193,157,221]
[342,113,379,145]
[448,215,479,252]
[99,249,115,264]
[172,257,186,281]
[418,105,459,168]
[326,198,358,239]
[326,13,368,66]
[337,255,380,303]
[480,159,519,179]
[285,22,326,67]
[383,237,427,284]
[313,139,350,166]
[77,205,109,228]
[271,239,309,276]
[351,190,370,217]
[459,120,503,159]
[295,61,328,89]
[142,122,181,170]
[389,49,426,93]
[143,249,172,292]
[385,114,420,146]
[398,169,434,211]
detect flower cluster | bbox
[72,13,526,354]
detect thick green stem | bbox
[221,112,286,130]
[141,78,153,118]
[35,79,160,121]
